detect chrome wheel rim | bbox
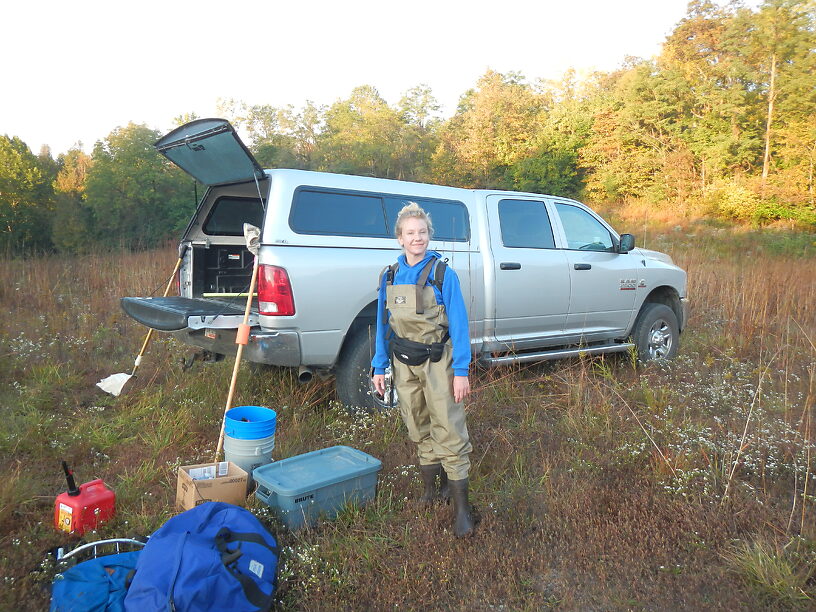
[647,319,673,359]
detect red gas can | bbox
[54,462,116,535]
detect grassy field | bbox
[1,218,815,610]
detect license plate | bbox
[204,329,217,340]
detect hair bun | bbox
[395,202,434,238]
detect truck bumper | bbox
[171,328,301,367]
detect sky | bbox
[2,0,704,157]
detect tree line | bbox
[2,0,813,253]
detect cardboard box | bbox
[176,461,248,510]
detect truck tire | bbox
[631,302,679,361]
[335,323,398,412]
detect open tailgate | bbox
[121,297,258,331]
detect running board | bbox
[478,343,635,367]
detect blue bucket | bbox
[225,406,277,440]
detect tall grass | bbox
[1,226,814,610]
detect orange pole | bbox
[214,255,260,462]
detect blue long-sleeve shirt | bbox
[371,251,471,377]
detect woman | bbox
[371,202,475,537]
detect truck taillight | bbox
[257,265,295,316]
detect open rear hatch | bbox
[121,297,258,332]
[121,119,266,333]
[154,118,266,186]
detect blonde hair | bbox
[395,202,433,238]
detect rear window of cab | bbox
[289,187,470,242]
[202,197,265,236]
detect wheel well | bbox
[641,286,683,331]
[336,301,378,364]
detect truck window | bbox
[203,197,265,236]
[555,203,615,252]
[384,197,469,242]
[498,199,555,249]
[290,190,389,237]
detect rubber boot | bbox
[439,468,450,502]
[419,464,443,504]
[449,478,475,537]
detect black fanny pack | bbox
[391,332,450,366]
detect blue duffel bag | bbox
[124,502,279,612]
[50,550,141,612]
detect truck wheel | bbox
[335,323,398,412]
[631,303,679,361]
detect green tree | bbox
[432,70,544,188]
[733,0,816,185]
[316,85,406,178]
[660,0,761,187]
[288,101,325,169]
[51,148,94,253]
[223,100,324,170]
[774,2,816,204]
[578,62,674,202]
[37,145,60,183]
[173,112,200,127]
[394,85,441,181]
[399,84,442,130]
[242,104,302,168]
[0,135,55,252]
[84,123,194,249]
[510,71,593,196]
[726,0,816,206]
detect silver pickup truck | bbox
[122,119,688,410]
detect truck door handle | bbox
[500,262,521,270]
[574,263,592,270]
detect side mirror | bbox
[618,233,635,254]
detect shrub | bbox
[705,181,816,228]
[709,183,761,222]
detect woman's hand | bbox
[453,375,470,403]
[372,374,386,397]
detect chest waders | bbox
[384,258,472,483]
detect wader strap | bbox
[383,260,445,290]
[415,259,435,315]
[432,260,447,291]
[380,263,399,288]
[380,263,398,319]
